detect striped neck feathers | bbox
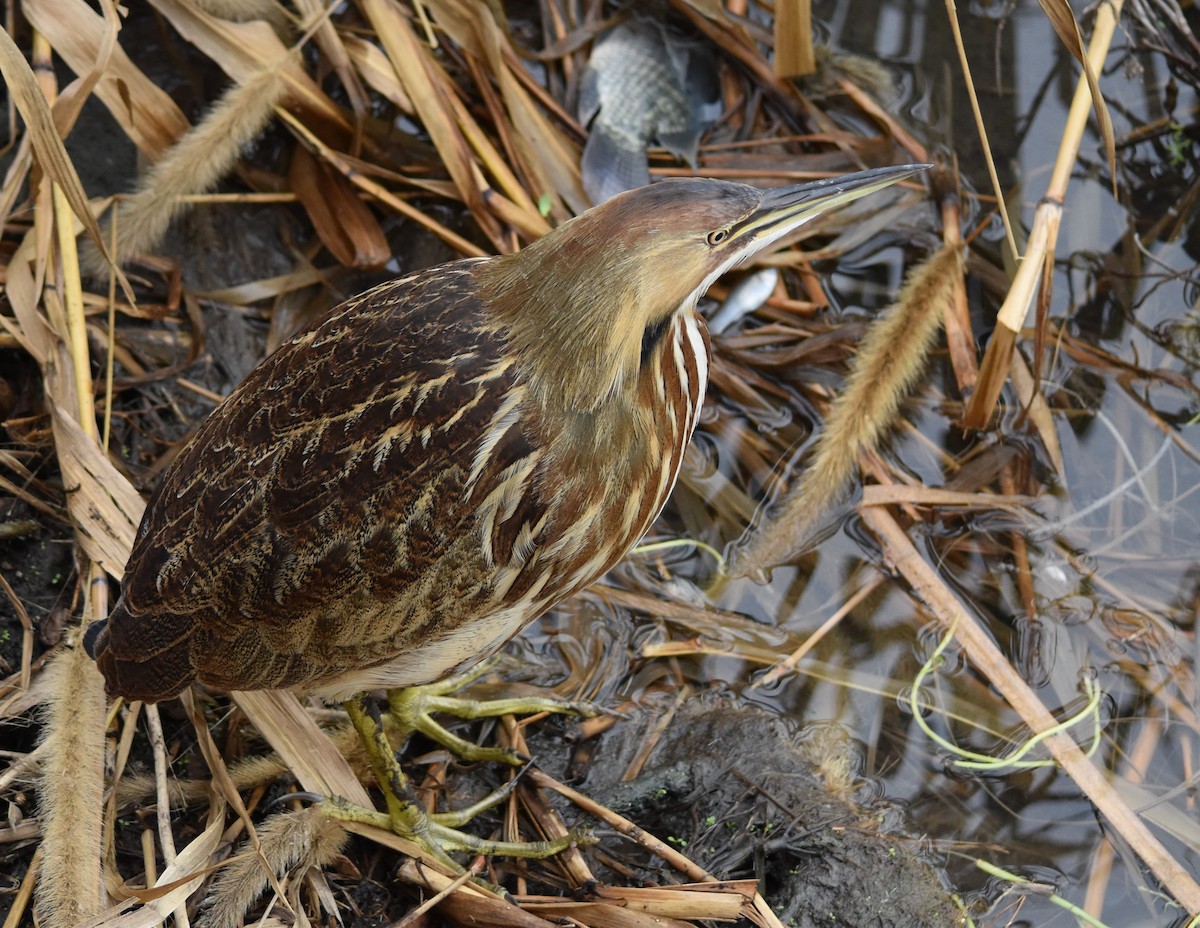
[474,224,704,416]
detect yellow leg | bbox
[387,663,602,765]
[334,695,591,872]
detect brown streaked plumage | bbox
[85,167,927,707]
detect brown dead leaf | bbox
[288,145,391,268]
[0,22,106,250]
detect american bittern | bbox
[85,164,927,869]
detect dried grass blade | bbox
[1033,0,1117,182]
[361,0,500,243]
[276,106,486,257]
[937,185,978,391]
[292,0,371,123]
[5,228,56,362]
[940,1,1016,258]
[23,0,189,157]
[425,0,584,218]
[198,808,348,928]
[519,902,696,927]
[89,795,230,928]
[45,0,118,141]
[48,404,143,577]
[288,145,390,267]
[393,859,560,927]
[368,0,542,215]
[232,689,371,806]
[0,132,32,234]
[0,22,105,249]
[526,883,749,919]
[1008,350,1065,481]
[0,573,33,693]
[775,0,815,78]
[192,265,329,304]
[343,33,414,113]
[470,2,589,214]
[147,0,348,133]
[859,485,1034,509]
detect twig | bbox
[145,704,189,928]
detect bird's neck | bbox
[472,239,669,416]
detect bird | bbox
[84,164,927,868]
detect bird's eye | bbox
[706,228,729,246]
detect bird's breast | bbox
[489,309,710,605]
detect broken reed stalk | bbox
[728,242,959,579]
[774,0,815,78]
[858,504,1200,915]
[963,0,1124,428]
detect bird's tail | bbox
[82,601,196,704]
[82,618,106,660]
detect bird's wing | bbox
[102,262,538,693]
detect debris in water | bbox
[579,19,721,204]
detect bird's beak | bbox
[738,163,932,242]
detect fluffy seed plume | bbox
[35,643,107,928]
[187,0,292,34]
[729,242,960,577]
[198,807,349,928]
[82,65,289,276]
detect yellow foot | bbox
[339,694,594,877]
[387,663,602,765]
[319,789,591,862]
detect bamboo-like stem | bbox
[964,0,1123,428]
[859,504,1200,915]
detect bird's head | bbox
[480,164,929,414]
